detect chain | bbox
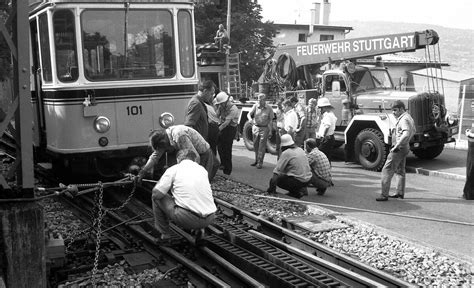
[91,182,104,286]
[64,226,92,254]
[104,182,136,212]
[64,177,136,255]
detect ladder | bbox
[224,53,241,99]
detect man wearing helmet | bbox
[316,97,337,160]
[215,91,239,175]
[266,134,312,198]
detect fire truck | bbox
[239,30,459,171]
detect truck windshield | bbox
[81,9,175,81]
[371,70,393,89]
[351,69,393,91]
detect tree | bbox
[0,3,12,81]
[194,1,276,84]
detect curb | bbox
[406,166,466,181]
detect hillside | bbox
[332,20,474,76]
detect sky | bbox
[258,0,474,30]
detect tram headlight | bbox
[94,116,111,133]
[159,112,175,128]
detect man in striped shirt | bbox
[304,98,319,140]
[305,138,333,195]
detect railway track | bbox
[0,130,16,159]
[51,182,412,287]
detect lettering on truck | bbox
[296,35,415,56]
[278,33,418,67]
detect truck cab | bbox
[322,62,458,171]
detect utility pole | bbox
[226,0,231,41]
[0,1,46,287]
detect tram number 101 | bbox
[126,105,143,116]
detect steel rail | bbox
[214,197,414,288]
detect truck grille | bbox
[408,92,446,132]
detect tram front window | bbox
[81,9,175,81]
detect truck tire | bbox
[412,144,444,159]
[354,128,389,171]
[266,127,278,155]
[242,120,255,151]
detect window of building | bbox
[298,33,307,42]
[320,34,334,41]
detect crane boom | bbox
[273,29,439,67]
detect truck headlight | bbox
[94,116,111,133]
[159,112,175,128]
[446,113,458,126]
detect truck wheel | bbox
[242,120,255,151]
[266,127,278,155]
[412,144,444,159]
[354,128,389,171]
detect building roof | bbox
[274,23,352,32]
[409,68,474,82]
[357,54,449,67]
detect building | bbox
[271,1,352,47]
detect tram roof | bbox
[29,0,194,14]
[29,0,193,8]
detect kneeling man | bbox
[266,134,312,198]
[305,138,333,195]
[152,150,217,241]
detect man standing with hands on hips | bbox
[376,100,415,201]
[248,93,274,169]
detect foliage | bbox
[194,1,277,84]
[0,8,12,81]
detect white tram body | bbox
[28,0,197,175]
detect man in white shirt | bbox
[152,150,217,241]
[282,99,299,140]
[316,97,337,160]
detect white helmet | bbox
[215,91,229,104]
[317,97,332,108]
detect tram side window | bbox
[53,10,78,82]
[81,9,175,81]
[38,13,52,83]
[178,10,194,78]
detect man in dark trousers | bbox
[305,138,333,195]
[464,124,474,200]
[215,91,239,175]
[184,80,215,140]
[377,100,415,201]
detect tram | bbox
[28,0,197,177]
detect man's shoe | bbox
[388,194,404,199]
[300,186,308,196]
[250,162,257,166]
[256,163,262,169]
[155,234,172,246]
[376,196,388,201]
[316,188,326,195]
[266,188,277,195]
